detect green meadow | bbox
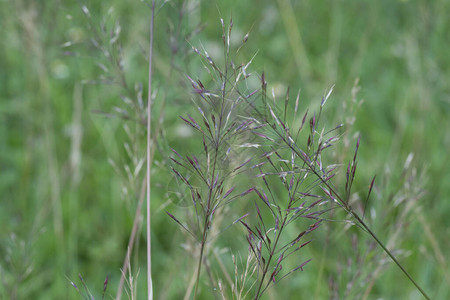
[1,0,449,299]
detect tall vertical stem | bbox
[147,0,156,299]
[194,217,209,299]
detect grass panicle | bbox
[168,20,430,300]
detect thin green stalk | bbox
[253,215,287,299]
[193,218,210,299]
[146,0,156,299]
[352,213,430,300]
[194,147,220,298]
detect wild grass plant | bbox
[167,18,430,299]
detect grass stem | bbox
[146,0,156,299]
[277,133,431,300]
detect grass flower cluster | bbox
[166,18,430,299]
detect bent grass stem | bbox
[275,132,431,300]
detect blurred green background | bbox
[1,0,449,299]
